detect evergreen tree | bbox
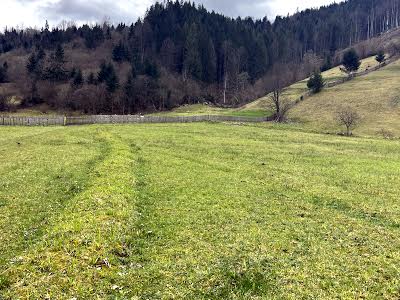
[44,45,68,81]
[307,71,325,93]
[342,49,361,73]
[84,25,105,49]
[0,64,7,83]
[248,37,268,81]
[130,64,137,79]
[70,67,77,79]
[37,48,46,61]
[201,38,217,83]
[54,44,65,63]
[87,72,96,85]
[375,50,386,64]
[320,55,333,72]
[182,23,202,79]
[72,69,83,87]
[123,73,136,114]
[112,41,128,63]
[26,52,45,78]
[105,64,119,93]
[144,60,160,79]
[106,27,112,40]
[97,61,111,83]
[26,53,38,75]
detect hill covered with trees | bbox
[0,0,400,114]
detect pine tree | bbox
[87,72,96,85]
[37,48,46,61]
[0,64,7,83]
[44,45,68,81]
[182,23,202,79]
[105,64,119,93]
[84,25,105,49]
[70,67,77,79]
[26,53,38,75]
[248,37,268,81]
[97,61,110,83]
[123,73,136,114]
[375,50,386,64]
[106,27,112,40]
[342,49,361,73]
[307,71,325,93]
[144,60,160,79]
[54,44,65,64]
[72,69,83,88]
[201,38,217,83]
[130,64,137,79]
[112,41,128,63]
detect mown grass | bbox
[151,103,270,118]
[1,123,400,299]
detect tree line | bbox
[0,0,399,114]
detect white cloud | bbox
[0,0,343,30]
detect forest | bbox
[0,0,400,114]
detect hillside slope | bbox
[290,59,400,137]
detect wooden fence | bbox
[3,59,393,127]
[325,60,390,88]
[290,59,393,106]
[0,115,65,126]
[0,114,272,126]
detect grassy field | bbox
[291,58,400,137]
[151,103,269,118]
[1,123,400,299]
[245,55,381,111]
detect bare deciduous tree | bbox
[268,88,293,123]
[337,107,360,136]
[267,68,293,123]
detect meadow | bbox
[291,59,400,137]
[1,123,400,299]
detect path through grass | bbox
[1,123,400,299]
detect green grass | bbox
[151,103,270,118]
[1,123,400,299]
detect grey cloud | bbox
[193,0,272,19]
[34,0,144,25]
[26,0,274,26]
[11,0,339,28]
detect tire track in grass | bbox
[0,128,108,272]
[117,135,286,300]
[1,128,139,299]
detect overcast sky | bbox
[1,0,343,30]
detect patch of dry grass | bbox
[291,59,400,137]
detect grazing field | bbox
[151,103,270,118]
[1,123,400,299]
[245,55,382,111]
[291,59,400,137]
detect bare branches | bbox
[337,107,360,136]
[266,66,294,123]
[268,88,292,123]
